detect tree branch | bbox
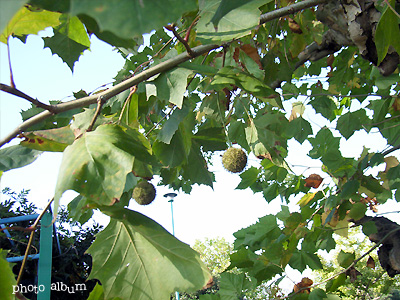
[0,83,57,113]
[0,43,220,147]
[259,0,329,25]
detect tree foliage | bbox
[1,0,400,299]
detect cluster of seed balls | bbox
[132,147,247,205]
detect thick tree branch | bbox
[259,0,329,24]
[0,43,220,147]
[0,83,57,113]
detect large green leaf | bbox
[87,207,212,300]
[0,6,60,43]
[197,0,264,43]
[43,14,90,70]
[54,124,152,214]
[153,129,187,168]
[336,110,369,139]
[69,0,197,40]
[0,250,17,300]
[0,145,42,172]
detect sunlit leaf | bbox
[88,207,212,300]
[0,6,60,43]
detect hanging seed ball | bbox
[133,181,156,205]
[222,147,247,173]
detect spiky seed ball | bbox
[133,181,156,205]
[222,147,247,173]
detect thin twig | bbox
[16,198,54,286]
[165,24,195,57]
[118,86,137,123]
[0,83,56,113]
[87,95,106,132]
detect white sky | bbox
[1,32,400,289]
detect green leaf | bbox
[157,104,190,144]
[325,273,346,293]
[20,126,75,152]
[199,295,221,300]
[228,120,250,151]
[210,0,272,27]
[309,288,327,300]
[67,195,94,225]
[375,0,400,64]
[70,0,197,40]
[0,0,26,34]
[0,145,42,172]
[361,220,377,236]
[145,67,192,108]
[182,141,214,187]
[43,15,90,70]
[308,127,340,159]
[263,183,279,202]
[211,67,280,107]
[336,110,369,139]
[309,96,337,121]
[88,207,212,300]
[387,164,400,189]
[192,127,226,151]
[337,250,355,268]
[219,272,256,300]
[197,0,264,43]
[236,167,260,190]
[287,117,312,144]
[0,6,61,43]
[0,249,17,300]
[348,202,367,221]
[340,180,360,199]
[54,124,152,214]
[289,250,323,272]
[153,130,187,168]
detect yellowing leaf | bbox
[297,192,317,207]
[384,156,399,172]
[289,101,306,121]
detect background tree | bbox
[0,188,101,300]
[313,226,400,299]
[1,0,400,299]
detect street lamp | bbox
[163,192,180,300]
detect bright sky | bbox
[1,31,400,289]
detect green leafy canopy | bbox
[2,0,400,298]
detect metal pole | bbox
[164,193,179,300]
[37,213,53,300]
